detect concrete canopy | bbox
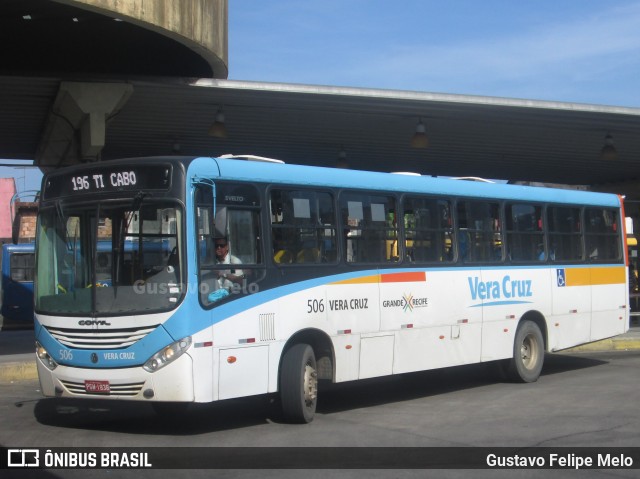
[1,0,640,202]
[0,0,227,78]
[4,76,640,188]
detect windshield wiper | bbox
[114,192,149,288]
[54,200,71,249]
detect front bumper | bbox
[37,351,195,402]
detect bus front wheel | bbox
[506,320,544,383]
[280,344,318,423]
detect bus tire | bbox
[280,343,318,424]
[506,320,544,383]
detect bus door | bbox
[1,244,35,324]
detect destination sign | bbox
[43,165,173,199]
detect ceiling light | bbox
[411,118,428,149]
[336,149,349,169]
[208,109,227,138]
[600,133,617,161]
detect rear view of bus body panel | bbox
[549,265,627,351]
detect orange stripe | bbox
[565,267,626,286]
[565,268,590,287]
[330,271,427,285]
[331,275,380,285]
[380,271,426,283]
[590,266,626,285]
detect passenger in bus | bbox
[214,236,244,290]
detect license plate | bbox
[84,380,110,394]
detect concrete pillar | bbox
[37,82,133,166]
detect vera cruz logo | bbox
[467,275,533,307]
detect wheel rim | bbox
[521,333,540,370]
[303,362,318,407]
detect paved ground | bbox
[1,350,639,478]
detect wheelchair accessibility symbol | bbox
[556,269,566,287]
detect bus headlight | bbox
[143,337,192,373]
[36,341,58,371]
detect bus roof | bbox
[190,156,622,208]
[40,155,622,208]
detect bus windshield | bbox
[35,200,183,316]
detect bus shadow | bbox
[316,353,608,416]
[33,394,280,435]
[539,351,608,376]
[32,354,608,434]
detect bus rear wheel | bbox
[506,320,544,383]
[280,343,318,423]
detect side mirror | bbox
[214,207,227,239]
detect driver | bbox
[214,236,244,290]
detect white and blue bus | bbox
[34,156,629,423]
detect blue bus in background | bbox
[1,238,160,328]
[1,243,35,326]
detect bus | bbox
[33,156,629,423]
[1,243,35,325]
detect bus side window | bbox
[10,253,35,282]
[457,201,502,263]
[506,203,544,262]
[226,209,261,264]
[340,192,398,264]
[585,208,621,261]
[270,189,337,265]
[548,206,583,261]
[196,182,265,306]
[403,197,453,263]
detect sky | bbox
[4,0,640,193]
[228,0,640,105]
